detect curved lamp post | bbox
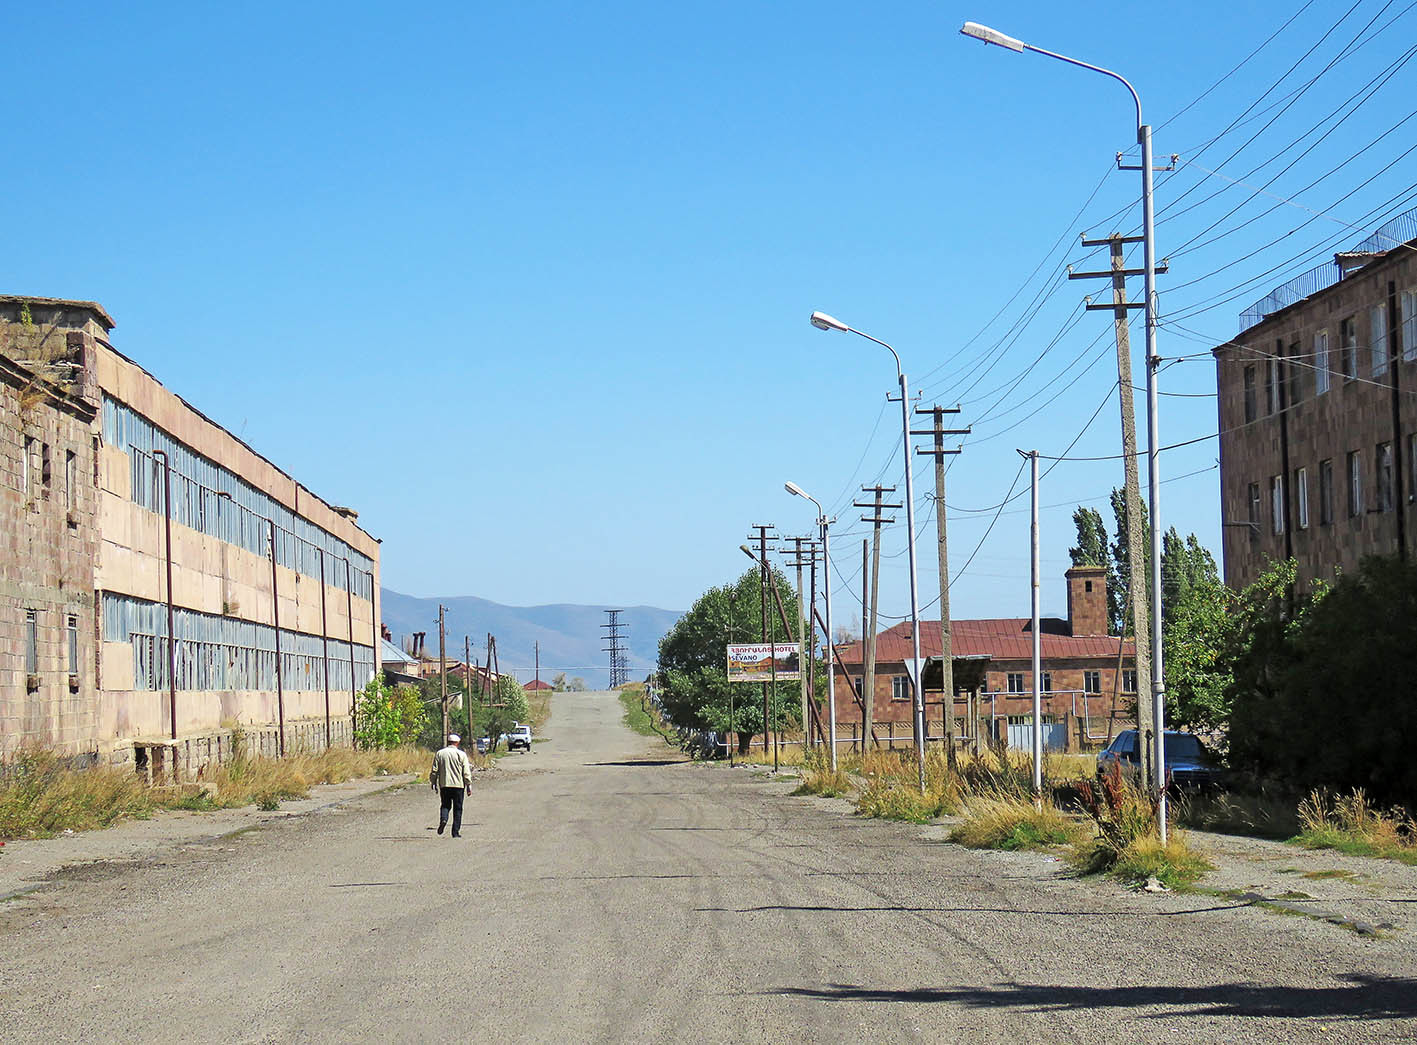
[808,313,927,793]
[785,480,837,771]
[960,21,1169,839]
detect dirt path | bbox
[2,692,1414,1043]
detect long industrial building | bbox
[1,296,380,778]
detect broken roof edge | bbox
[0,295,115,330]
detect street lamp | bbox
[785,481,838,772]
[808,314,928,793]
[960,20,1170,839]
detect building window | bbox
[853,677,863,698]
[1319,459,1334,525]
[1242,365,1257,423]
[1340,317,1357,380]
[1377,442,1394,512]
[1006,672,1025,693]
[1347,451,1362,518]
[1084,670,1101,694]
[1287,342,1304,403]
[1264,358,1278,414]
[1295,467,1309,529]
[1041,671,1052,692]
[1122,669,1137,694]
[1403,289,1417,362]
[22,436,33,496]
[891,676,909,701]
[1315,330,1330,394]
[41,442,51,494]
[25,609,38,674]
[64,450,76,512]
[1247,482,1261,542]
[1270,475,1284,534]
[1372,304,1389,376]
[67,615,79,675]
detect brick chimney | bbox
[1065,565,1108,637]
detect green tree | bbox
[1162,576,1232,732]
[470,676,531,752]
[1107,489,1151,638]
[354,677,427,749]
[1161,528,1220,628]
[1225,558,1417,805]
[1069,506,1108,568]
[657,567,803,753]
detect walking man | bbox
[430,733,473,838]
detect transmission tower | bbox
[601,609,630,688]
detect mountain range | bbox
[379,589,683,690]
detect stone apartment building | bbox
[1,296,381,777]
[1214,212,1417,590]
[831,565,1136,751]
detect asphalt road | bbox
[3,690,1414,1044]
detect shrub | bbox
[1070,761,1211,885]
[354,678,427,750]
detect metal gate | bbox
[1006,716,1066,753]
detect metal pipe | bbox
[821,510,837,771]
[1026,449,1042,797]
[319,548,331,749]
[269,518,285,757]
[345,558,357,741]
[153,450,178,743]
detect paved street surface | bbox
[3,691,1415,1044]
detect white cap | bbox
[448,734,460,743]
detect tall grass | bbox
[951,794,1084,851]
[0,751,158,838]
[0,744,425,840]
[1294,789,1417,866]
[792,751,852,797]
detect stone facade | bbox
[1,296,382,777]
[1215,240,1417,591]
[0,352,98,758]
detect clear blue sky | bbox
[7,1,1414,629]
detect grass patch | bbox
[951,795,1085,851]
[792,752,852,797]
[1301,868,1359,881]
[1291,789,1417,866]
[618,688,675,743]
[0,744,426,841]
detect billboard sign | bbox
[726,642,802,682]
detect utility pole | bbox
[782,536,812,750]
[1020,449,1043,799]
[913,405,969,766]
[464,635,472,740]
[601,610,629,689]
[438,605,448,742]
[1071,233,1168,756]
[534,640,540,691]
[747,524,777,756]
[853,484,900,752]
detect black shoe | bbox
[437,822,446,835]
[451,832,460,838]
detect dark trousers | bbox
[439,787,465,835]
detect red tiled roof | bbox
[524,679,553,690]
[836,618,1133,664]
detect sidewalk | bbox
[0,771,421,903]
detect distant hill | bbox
[379,589,682,690]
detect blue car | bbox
[1097,729,1222,789]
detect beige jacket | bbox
[430,745,473,790]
